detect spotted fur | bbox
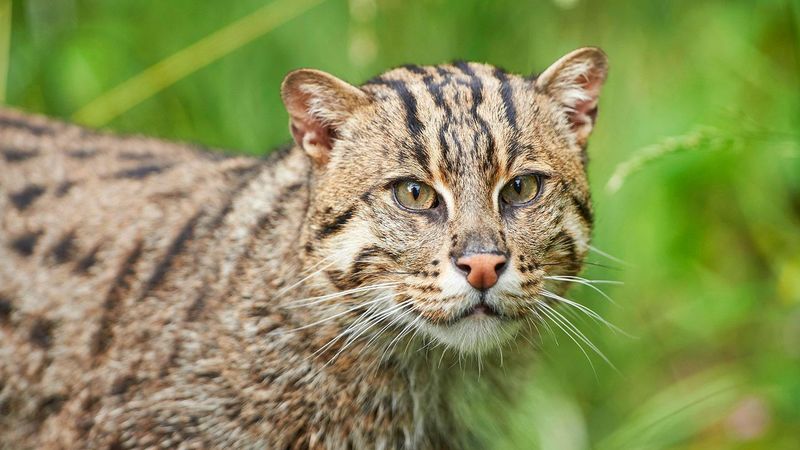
[0,47,607,449]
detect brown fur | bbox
[0,48,607,449]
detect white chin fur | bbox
[422,316,522,355]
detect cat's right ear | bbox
[281,69,370,168]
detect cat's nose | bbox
[455,253,508,290]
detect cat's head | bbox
[282,48,607,355]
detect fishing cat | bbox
[0,47,607,449]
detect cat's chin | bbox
[421,314,523,355]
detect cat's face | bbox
[283,48,607,354]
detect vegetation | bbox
[4,0,799,448]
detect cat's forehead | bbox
[356,62,557,187]
[362,61,531,116]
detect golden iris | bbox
[500,175,540,205]
[394,180,438,210]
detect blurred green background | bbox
[3,0,800,448]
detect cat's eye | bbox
[393,180,439,210]
[500,174,541,206]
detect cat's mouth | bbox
[457,301,500,320]
[431,295,514,326]
[417,298,523,355]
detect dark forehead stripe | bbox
[493,67,525,168]
[493,67,519,131]
[452,61,497,172]
[365,78,430,173]
[421,68,458,176]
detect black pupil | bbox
[410,183,420,200]
[513,178,523,194]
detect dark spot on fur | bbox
[109,375,137,395]
[248,305,271,317]
[74,244,101,274]
[431,271,440,277]
[9,184,46,210]
[55,180,76,197]
[0,296,13,323]
[29,318,55,348]
[139,211,203,296]
[149,190,188,201]
[36,394,67,420]
[67,149,96,159]
[118,151,153,161]
[0,116,51,135]
[11,230,43,256]
[197,370,221,379]
[49,230,77,265]
[92,241,144,357]
[2,148,39,162]
[431,259,439,266]
[112,164,172,180]
[186,291,208,321]
[108,438,124,450]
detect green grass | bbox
[5,0,800,448]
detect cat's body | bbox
[1,48,607,449]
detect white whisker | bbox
[538,301,617,372]
[544,275,620,305]
[537,302,598,375]
[589,245,628,266]
[284,282,400,308]
[279,295,394,333]
[540,289,629,335]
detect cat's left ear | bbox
[281,69,370,167]
[535,47,608,148]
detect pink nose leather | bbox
[456,254,507,290]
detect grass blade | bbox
[72,0,326,126]
[0,0,11,104]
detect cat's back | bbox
[0,108,281,447]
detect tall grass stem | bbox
[72,0,325,126]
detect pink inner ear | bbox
[286,80,336,156]
[290,118,334,150]
[569,100,598,131]
[565,69,603,140]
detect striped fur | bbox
[0,48,607,449]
